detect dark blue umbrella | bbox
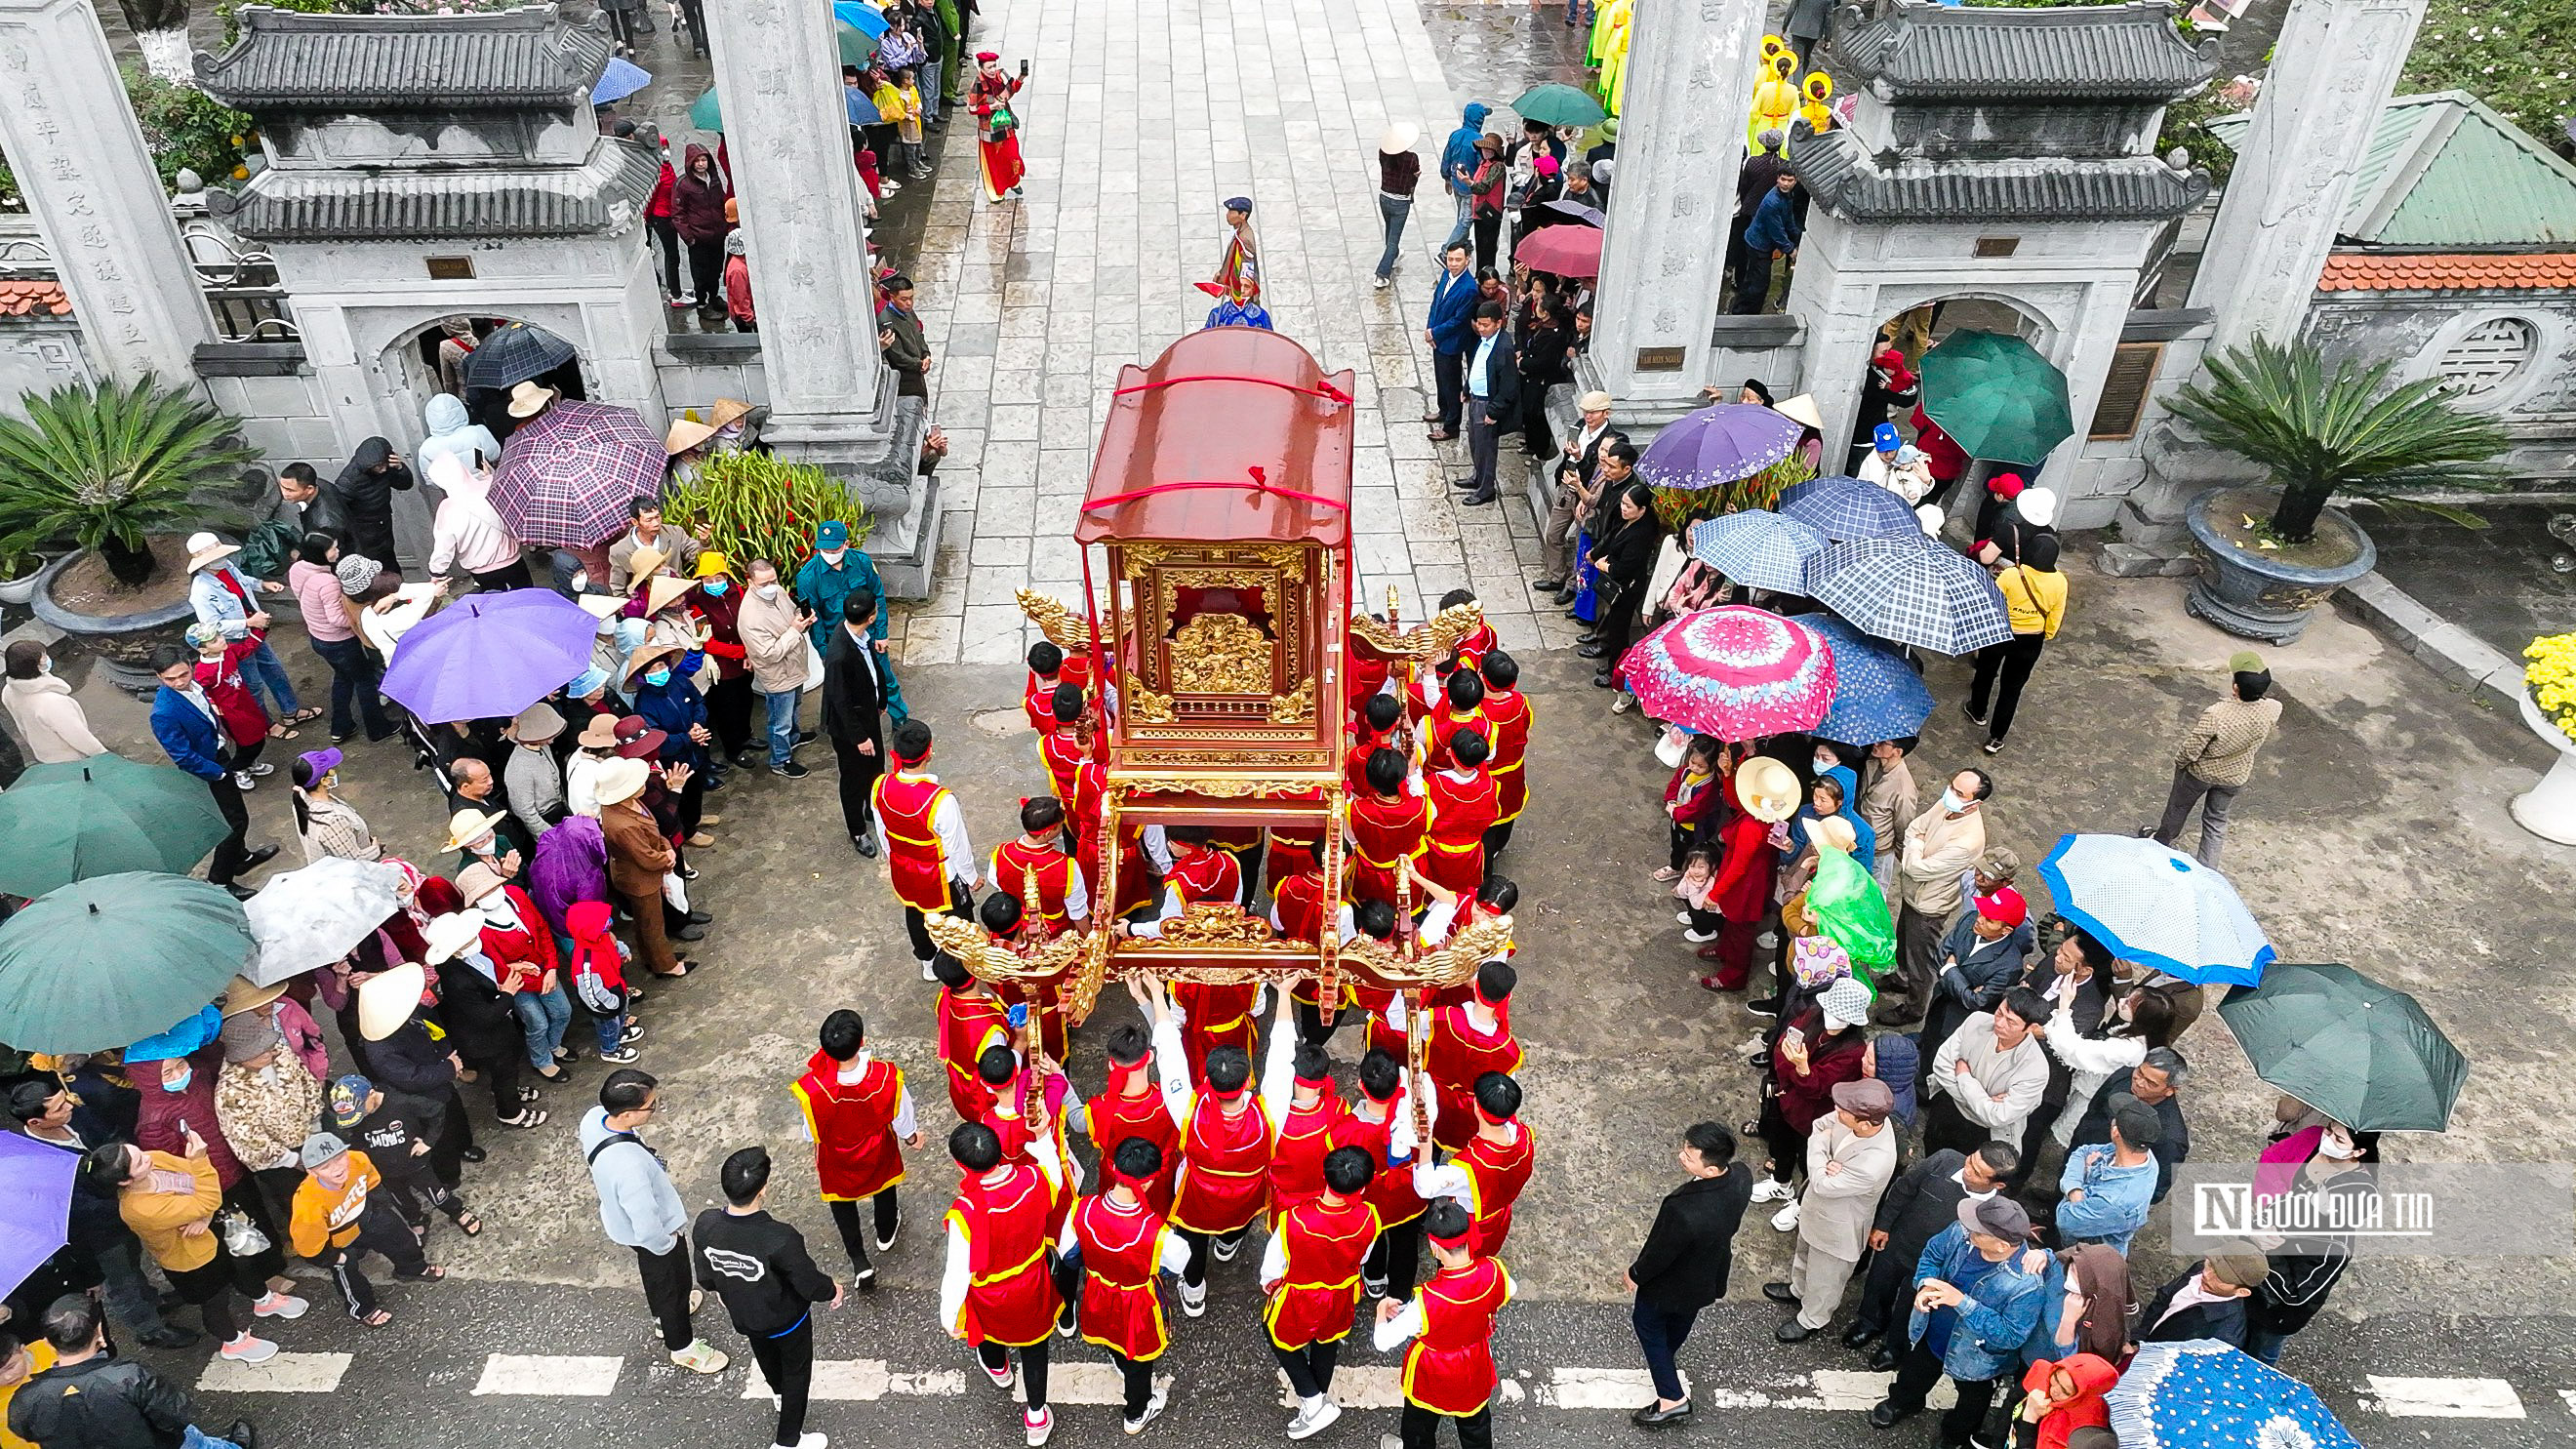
[1687,510,1828,592]
[1634,403,1802,492]
[0,1132,74,1301]
[1805,613,1935,745]
[1777,475,1921,542]
[1806,535,2013,655]
[463,322,578,391]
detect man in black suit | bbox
[1622,1122,1752,1430]
[1453,302,1521,506]
[2137,1248,2270,1348]
[1842,1140,2017,1370]
[819,589,888,856]
[1535,390,1623,602]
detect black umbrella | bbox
[463,323,580,391]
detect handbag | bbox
[802,638,826,691]
[215,1206,270,1259]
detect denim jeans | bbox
[1566,0,1591,25]
[1442,189,1472,252]
[591,1007,629,1054]
[242,638,302,717]
[510,984,572,1069]
[2241,1323,2289,1366]
[309,635,390,740]
[761,686,802,767]
[918,58,941,123]
[1377,194,1413,279]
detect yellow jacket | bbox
[118,1151,222,1273]
[1997,564,2068,640]
[290,1151,385,1259]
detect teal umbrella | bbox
[1918,329,2075,466]
[0,873,254,1054]
[0,756,229,899]
[691,67,881,134]
[1513,82,1607,129]
[2217,962,2467,1133]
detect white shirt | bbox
[937,1127,1064,1334]
[2150,1274,2235,1334]
[565,751,609,819]
[871,769,980,888]
[1149,998,1295,1137]
[1468,332,1499,399]
[1374,1294,1429,1351]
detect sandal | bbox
[454,1209,484,1236]
[396,1265,446,1281]
[357,1308,393,1329]
[651,960,696,979]
[1698,975,1733,992]
[532,1066,567,1083]
[497,1107,548,1129]
[288,706,325,724]
[1651,866,1681,882]
[265,721,301,741]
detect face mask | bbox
[161,1067,191,1094]
[819,548,846,566]
[643,667,672,688]
[321,774,339,791]
[1941,787,1969,813]
[481,897,519,930]
[570,571,590,592]
[758,583,783,600]
[35,658,49,675]
[701,579,728,596]
[467,832,496,856]
[1812,754,1835,775]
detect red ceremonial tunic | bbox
[1421,768,1499,894]
[1480,688,1533,825]
[1346,1107,1425,1228]
[1403,1258,1514,1415]
[1267,1092,1352,1220]
[1071,1192,1173,1361]
[1442,623,1498,682]
[1264,1194,1380,1349]
[1348,792,1428,907]
[1170,1090,1272,1235]
[791,1049,906,1201]
[1038,726,1087,805]
[1272,870,1330,946]
[873,773,955,910]
[1456,1121,1536,1257]
[937,986,1010,1123]
[946,1162,1060,1348]
[1426,1006,1523,1152]
[1022,671,1062,734]
[1343,646,1389,722]
[1343,728,1394,797]
[1423,704,1488,774]
[1265,790,1326,895]
[990,836,1080,935]
[980,1094,1073,1234]
[1174,981,1257,1086]
[1083,1084,1182,1215]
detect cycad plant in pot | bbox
[2164,336,2510,644]
[0,376,257,592]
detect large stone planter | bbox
[2184,487,2377,645]
[30,550,199,695]
[2515,690,2576,846]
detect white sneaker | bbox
[252,1291,308,1319]
[249,761,275,777]
[1674,911,1694,926]
[1749,1178,1793,1204]
[1179,1279,1206,1317]
[919,958,938,982]
[220,1333,277,1363]
[1124,1377,1171,1434]
[983,1353,1015,1389]
[234,772,257,791]
[1373,276,1389,290]
[1025,1407,1053,1446]
[1771,1201,1800,1232]
[1682,928,1718,944]
[1755,930,1781,949]
[789,1435,827,1449]
[1290,1400,1342,1440]
[1211,1234,1240,1263]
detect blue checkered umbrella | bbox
[2110,1341,2359,1449]
[1687,510,1827,592]
[1805,536,2012,655]
[1777,475,1921,542]
[1804,613,1935,746]
[2038,833,2275,986]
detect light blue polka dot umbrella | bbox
[2037,833,2276,986]
[2109,1341,2360,1449]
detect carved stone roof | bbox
[209,139,660,242]
[1834,0,2216,102]
[195,6,612,110]
[1792,125,2210,222]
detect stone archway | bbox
[369,310,597,456]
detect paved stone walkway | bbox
[883,0,1587,664]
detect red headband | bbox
[1427,1224,1474,1251]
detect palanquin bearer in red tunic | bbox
[1474,652,1533,859]
[871,719,983,982]
[986,800,1088,1063]
[792,1009,922,1290]
[1259,1145,1381,1440]
[1348,747,1429,912]
[1054,1136,1189,1435]
[1022,640,1092,735]
[941,1116,1066,1446]
[1143,978,1296,1320]
[1373,1198,1515,1449]
[1425,960,1525,1154]
[1037,684,1092,807]
[1127,825,1257,1083]
[1350,1047,1428,1303]
[933,952,1012,1124]
[1422,669,1489,775]
[1421,729,1500,896]
[1067,1024,1182,1216]
[1410,1070,1536,1259]
[1346,691,1405,796]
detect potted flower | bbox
[2516,633,2576,845]
[0,376,258,687]
[2165,337,2509,644]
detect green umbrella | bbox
[1513,82,1608,129]
[0,756,229,900]
[2217,962,2468,1133]
[834,21,880,67]
[689,84,722,132]
[0,872,254,1054]
[1918,329,2076,466]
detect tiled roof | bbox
[0,281,70,317]
[1836,0,2216,101]
[195,6,611,109]
[209,139,659,241]
[2209,92,2576,248]
[2316,252,2576,292]
[1792,125,2210,223]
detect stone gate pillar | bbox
[704,0,938,593]
[0,0,217,385]
[1589,0,1771,425]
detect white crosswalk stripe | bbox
[738,1359,968,1400]
[2364,1376,2526,1419]
[195,1351,352,1394]
[470,1354,625,1396]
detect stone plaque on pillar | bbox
[0,0,217,385]
[704,0,939,596]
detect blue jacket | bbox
[1907,1225,2049,1382]
[1789,764,1875,864]
[2054,1145,2157,1253]
[1427,268,1481,356]
[149,686,228,781]
[1933,913,2036,1013]
[187,564,269,642]
[1441,103,1491,197]
[2014,1251,2070,1368]
[1745,186,1802,256]
[630,675,710,771]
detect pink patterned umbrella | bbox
[1615,605,1835,741]
[488,400,665,549]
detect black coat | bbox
[2069,1071,2189,1202]
[1870,1147,1975,1261]
[1464,328,1521,421]
[367,1020,456,1102]
[1592,511,1663,590]
[1560,426,1629,525]
[1628,1165,1754,1311]
[819,625,887,746]
[9,1353,200,1449]
[2139,1267,2247,1348]
[330,437,415,565]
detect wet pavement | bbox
[2365,500,2576,660]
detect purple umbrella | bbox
[0,1132,74,1301]
[1634,402,1804,492]
[382,588,600,724]
[489,399,665,549]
